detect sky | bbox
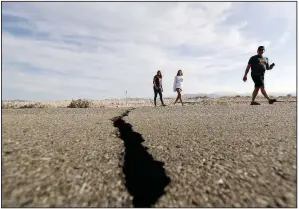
[2,1,297,101]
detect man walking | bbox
[243,46,277,105]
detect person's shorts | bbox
[153,87,162,93]
[251,75,264,88]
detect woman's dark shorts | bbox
[251,74,264,88]
[153,87,162,94]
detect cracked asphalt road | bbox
[2,103,296,207]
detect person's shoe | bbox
[250,101,260,105]
[269,99,277,104]
[162,104,166,106]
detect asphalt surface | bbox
[2,103,297,207]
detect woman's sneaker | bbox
[269,99,277,104]
[250,101,260,105]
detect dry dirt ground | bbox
[2,102,296,207]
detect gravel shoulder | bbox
[2,103,296,207]
[2,108,131,207]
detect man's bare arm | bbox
[244,64,251,76]
[243,64,251,82]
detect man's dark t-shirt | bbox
[248,55,269,76]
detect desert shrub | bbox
[235,95,241,98]
[19,104,36,108]
[67,99,91,108]
[287,94,292,97]
[19,103,46,108]
[2,102,12,109]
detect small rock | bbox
[256,198,268,206]
[207,203,214,207]
[205,186,211,194]
[257,177,266,185]
[216,164,224,170]
[283,192,295,203]
[275,197,285,207]
[116,180,122,186]
[233,203,241,207]
[236,169,242,174]
[202,194,209,202]
[191,199,199,205]
[176,166,183,172]
[79,182,87,194]
[41,157,51,161]
[217,178,224,185]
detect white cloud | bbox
[2,2,296,100]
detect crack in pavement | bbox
[111,108,171,207]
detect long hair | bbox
[156,70,162,78]
[177,70,182,76]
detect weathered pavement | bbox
[2,103,296,207]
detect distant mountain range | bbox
[183,91,296,99]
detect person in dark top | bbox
[243,46,277,105]
[153,70,166,107]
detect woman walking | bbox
[173,69,184,106]
[153,70,166,106]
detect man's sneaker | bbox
[250,101,260,105]
[162,104,166,106]
[269,99,277,104]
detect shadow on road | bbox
[111,109,171,207]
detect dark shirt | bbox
[248,55,269,76]
[153,75,162,89]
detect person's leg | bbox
[174,89,180,105]
[251,75,261,105]
[158,89,165,106]
[260,87,270,101]
[259,75,276,104]
[261,86,277,104]
[252,87,260,103]
[178,89,183,105]
[154,88,158,106]
[174,95,179,105]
